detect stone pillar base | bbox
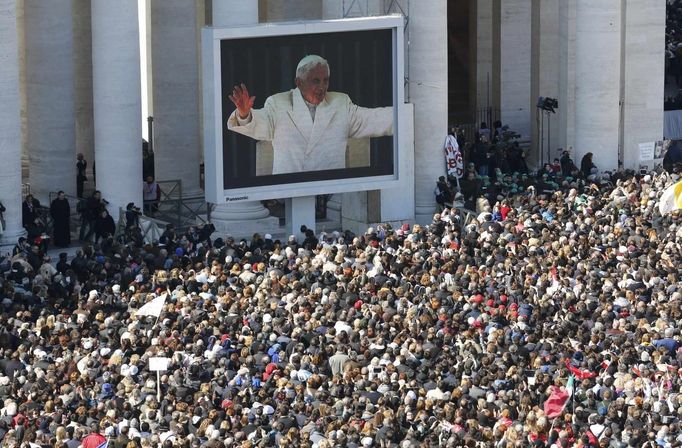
[326,194,342,223]
[285,196,315,237]
[210,202,280,240]
[0,227,27,252]
[210,216,281,240]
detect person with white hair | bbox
[227,54,393,174]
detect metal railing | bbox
[33,205,52,235]
[453,207,478,230]
[475,107,501,130]
[150,179,213,232]
[452,109,501,143]
[39,180,212,245]
[117,207,167,244]
[453,124,478,145]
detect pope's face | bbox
[296,64,329,105]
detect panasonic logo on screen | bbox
[226,196,249,202]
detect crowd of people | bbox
[0,161,680,447]
[436,123,600,214]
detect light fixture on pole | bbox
[536,97,558,166]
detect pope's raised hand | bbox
[228,83,256,119]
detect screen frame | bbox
[202,15,405,204]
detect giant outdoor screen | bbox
[202,16,404,203]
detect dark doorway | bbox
[447,0,476,125]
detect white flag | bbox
[135,293,167,318]
[444,135,463,179]
[659,180,682,215]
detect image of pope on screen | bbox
[227,55,393,175]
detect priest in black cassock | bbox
[50,191,71,248]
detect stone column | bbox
[16,0,28,183]
[572,0,622,170]
[500,0,532,139]
[322,0,342,19]
[530,0,560,167]
[141,0,153,136]
[91,0,143,219]
[558,1,625,170]
[476,0,495,113]
[25,0,77,201]
[622,0,665,169]
[212,0,258,26]
[73,0,95,181]
[557,0,576,156]
[263,0,322,21]
[210,0,277,237]
[151,0,203,197]
[0,0,27,247]
[411,0,448,223]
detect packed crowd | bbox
[436,122,601,214]
[0,166,681,447]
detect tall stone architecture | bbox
[409,0,448,223]
[551,0,664,170]
[91,0,143,218]
[151,0,203,197]
[25,0,77,200]
[500,0,532,140]
[476,0,496,114]
[73,0,95,181]
[0,0,27,246]
[621,0,666,170]
[0,0,667,244]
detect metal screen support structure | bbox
[342,0,369,17]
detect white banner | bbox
[149,357,170,372]
[639,141,655,161]
[444,135,463,179]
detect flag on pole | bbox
[444,135,463,179]
[544,375,574,418]
[134,293,167,318]
[565,359,597,380]
[659,180,682,215]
